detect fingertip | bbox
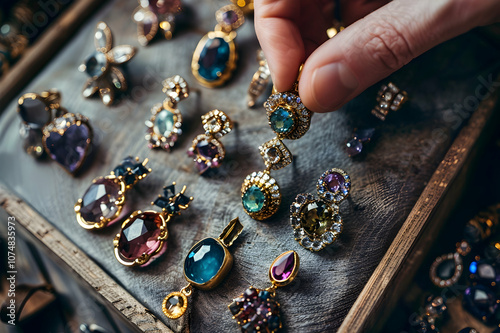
[299,61,358,113]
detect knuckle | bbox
[364,22,415,71]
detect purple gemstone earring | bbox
[75,156,151,230]
[290,168,351,251]
[228,251,299,332]
[17,89,93,174]
[187,109,233,174]
[113,182,192,267]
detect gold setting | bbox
[145,75,189,151]
[259,138,292,171]
[163,217,243,319]
[241,171,281,221]
[191,5,243,88]
[230,0,254,15]
[247,49,271,108]
[79,22,137,106]
[371,82,408,121]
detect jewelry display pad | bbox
[0,0,500,332]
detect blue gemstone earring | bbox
[145,75,189,151]
[241,73,313,220]
[191,4,244,87]
[162,217,244,319]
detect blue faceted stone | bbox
[197,37,230,82]
[84,51,108,78]
[270,108,294,134]
[153,109,175,137]
[184,238,225,284]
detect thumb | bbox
[299,0,500,113]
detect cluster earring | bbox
[187,110,233,174]
[79,22,137,106]
[75,157,151,230]
[241,73,313,220]
[162,217,244,319]
[145,75,189,151]
[114,183,192,267]
[228,251,299,332]
[18,89,93,174]
[191,4,244,87]
[132,0,182,46]
[247,49,271,108]
[290,168,351,251]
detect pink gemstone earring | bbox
[132,0,182,46]
[228,251,299,332]
[113,182,192,267]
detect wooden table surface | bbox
[0,1,500,332]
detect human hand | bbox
[255,0,500,112]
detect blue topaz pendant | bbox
[228,251,299,332]
[18,90,93,174]
[187,109,233,174]
[113,183,192,267]
[290,168,351,251]
[191,5,244,88]
[145,75,189,151]
[75,157,151,230]
[162,217,244,319]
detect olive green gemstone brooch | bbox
[145,75,189,151]
[228,251,299,332]
[162,217,244,319]
[241,76,313,220]
[290,168,351,251]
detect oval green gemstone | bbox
[270,107,294,134]
[299,201,334,237]
[153,109,175,137]
[242,185,265,213]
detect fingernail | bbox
[312,63,358,111]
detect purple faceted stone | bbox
[44,123,90,173]
[324,172,346,193]
[222,10,238,25]
[353,128,375,143]
[346,139,363,157]
[195,140,218,160]
[271,251,296,282]
[80,178,120,223]
[196,160,210,174]
[463,284,498,322]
